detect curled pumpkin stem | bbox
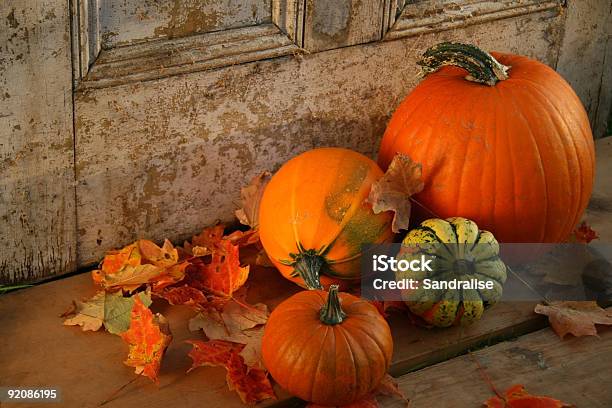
[320,285,347,325]
[291,249,325,290]
[418,42,510,86]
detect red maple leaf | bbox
[570,221,599,244]
[186,339,275,405]
[157,285,207,306]
[485,384,573,407]
[120,297,172,384]
[185,239,249,297]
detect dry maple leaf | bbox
[367,154,424,233]
[570,221,599,244]
[93,240,187,293]
[186,339,245,369]
[534,301,612,339]
[184,239,249,297]
[189,300,268,368]
[63,290,152,335]
[226,350,276,405]
[121,297,172,384]
[138,239,179,267]
[235,171,272,228]
[191,224,226,251]
[157,285,207,306]
[485,384,573,408]
[186,339,276,405]
[225,228,261,247]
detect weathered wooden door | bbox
[1,0,611,283]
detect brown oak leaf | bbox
[534,301,612,339]
[367,154,424,233]
[186,339,276,405]
[121,297,172,384]
[235,171,272,228]
[485,384,573,407]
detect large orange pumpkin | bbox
[262,285,393,406]
[378,43,595,243]
[259,147,394,289]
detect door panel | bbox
[0,0,76,283]
[75,2,568,265]
[99,0,272,48]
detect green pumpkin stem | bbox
[418,42,510,86]
[320,285,347,325]
[292,249,325,290]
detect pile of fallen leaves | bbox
[62,223,275,404]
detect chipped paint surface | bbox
[0,1,76,283]
[304,0,385,51]
[100,0,271,48]
[556,0,611,138]
[75,11,565,265]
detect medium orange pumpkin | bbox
[259,147,394,290]
[262,285,393,406]
[378,43,595,243]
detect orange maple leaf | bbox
[534,301,612,339]
[485,384,573,407]
[191,224,226,250]
[367,153,424,233]
[185,239,249,297]
[93,240,187,292]
[186,339,276,405]
[186,339,244,369]
[121,297,172,384]
[225,351,276,405]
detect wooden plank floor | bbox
[389,323,612,407]
[0,136,610,408]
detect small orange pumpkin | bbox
[262,285,393,406]
[259,147,394,289]
[378,43,595,243]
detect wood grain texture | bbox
[302,0,386,52]
[272,0,306,47]
[74,8,564,267]
[0,251,543,408]
[586,137,612,242]
[389,322,612,407]
[80,24,300,89]
[98,0,272,48]
[385,0,563,41]
[0,0,76,283]
[556,0,611,138]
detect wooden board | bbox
[389,321,612,407]
[0,0,76,284]
[0,259,543,408]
